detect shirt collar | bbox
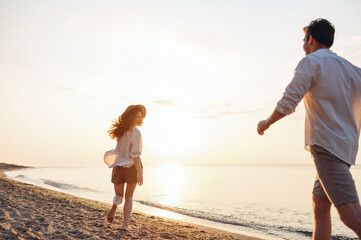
[315,48,333,54]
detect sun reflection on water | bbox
[156,163,186,207]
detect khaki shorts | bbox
[111,165,137,184]
[311,145,359,207]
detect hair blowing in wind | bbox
[108,105,145,140]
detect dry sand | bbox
[0,164,264,240]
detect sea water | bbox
[5,164,361,240]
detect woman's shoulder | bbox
[118,127,141,141]
[130,127,141,135]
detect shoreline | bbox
[0,163,265,240]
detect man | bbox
[257,18,361,239]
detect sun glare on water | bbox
[156,163,187,207]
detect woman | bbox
[104,104,146,230]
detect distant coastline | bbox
[0,162,28,177]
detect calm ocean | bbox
[5,164,361,240]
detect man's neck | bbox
[311,44,329,53]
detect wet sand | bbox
[0,163,264,240]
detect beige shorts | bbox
[311,145,359,206]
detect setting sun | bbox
[143,109,202,154]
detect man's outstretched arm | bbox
[257,57,315,136]
[257,109,286,135]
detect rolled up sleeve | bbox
[276,57,315,115]
[129,129,143,159]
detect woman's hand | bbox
[137,172,143,186]
[134,157,143,186]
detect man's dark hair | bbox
[303,18,335,48]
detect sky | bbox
[1,0,361,166]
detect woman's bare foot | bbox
[107,204,117,223]
[121,226,131,231]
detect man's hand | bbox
[257,120,270,135]
[257,109,286,136]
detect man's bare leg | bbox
[337,202,361,237]
[107,183,124,223]
[312,194,332,240]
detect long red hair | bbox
[108,105,145,140]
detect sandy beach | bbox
[0,164,263,240]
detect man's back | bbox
[275,49,361,164]
[302,49,361,164]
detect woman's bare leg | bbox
[107,183,125,223]
[122,183,137,229]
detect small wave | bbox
[136,201,326,239]
[136,201,358,240]
[43,180,98,193]
[136,200,251,226]
[331,236,358,240]
[136,201,280,235]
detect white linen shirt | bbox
[104,127,142,168]
[276,49,361,165]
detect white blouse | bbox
[104,127,143,168]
